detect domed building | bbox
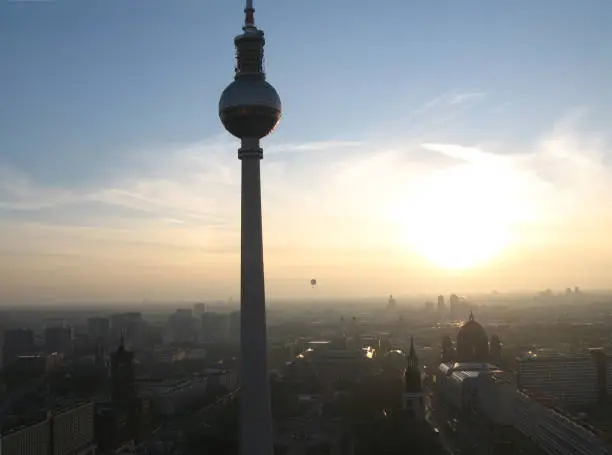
[456,311,489,362]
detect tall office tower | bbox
[2,328,35,367]
[44,326,72,355]
[88,317,110,341]
[437,295,446,314]
[218,1,282,454]
[449,293,460,320]
[111,339,138,441]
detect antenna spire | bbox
[244,0,255,29]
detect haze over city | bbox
[2,0,612,304]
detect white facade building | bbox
[517,351,599,406]
[476,371,516,426]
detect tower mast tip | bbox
[244,0,255,28]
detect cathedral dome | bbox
[456,311,489,362]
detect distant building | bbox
[193,303,206,316]
[386,294,397,311]
[110,339,138,444]
[436,295,446,317]
[44,326,72,355]
[489,334,503,364]
[440,335,455,363]
[166,309,198,343]
[201,312,231,343]
[229,310,240,342]
[110,313,144,350]
[13,353,62,376]
[2,328,35,367]
[87,317,110,341]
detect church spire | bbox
[407,336,418,369]
[405,336,421,393]
[469,310,475,322]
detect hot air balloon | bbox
[310,278,317,288]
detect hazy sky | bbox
[1,0,612,303]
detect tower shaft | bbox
[239,137,273,455]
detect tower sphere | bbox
[219,78,281,139]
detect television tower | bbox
[218,1,281,455]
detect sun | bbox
[395,161,527,270]
[408,219,509,270]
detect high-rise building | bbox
[218,1,281,454]
[2,328,35,367]
[490,334,503,363]
[201,312,231,342]
[193,302,207,316]
[436,295,446,316]
[229,310,241,343]
[440,335,455,363]
[87,317,110,341]
[44,326,72,355]
[449,294,460,320]
[110,339,138,442]
[110,312,144,349]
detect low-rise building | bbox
[137,378,208,416]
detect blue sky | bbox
[1,0,612,303]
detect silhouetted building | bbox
[590,348,608,403]
[44,326,72,355]
[229,310,240,343]
[167,309,198,343]
[87,317,110,341]
[387,294,397,311]
[201,312,231,342]
[2,328,35,367]
[440,335,455,363]
[110,339,138,443]
[449,294,460,320]
[456,311,489,363]
[110,312,144,350]
[490,334,502,363]
[194,302,206,316]
[437,295,446,317]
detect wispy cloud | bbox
[0,166,79,211]
[2,110,612,301]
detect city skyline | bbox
[2,0,612,303]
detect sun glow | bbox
[395,154,537,270]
